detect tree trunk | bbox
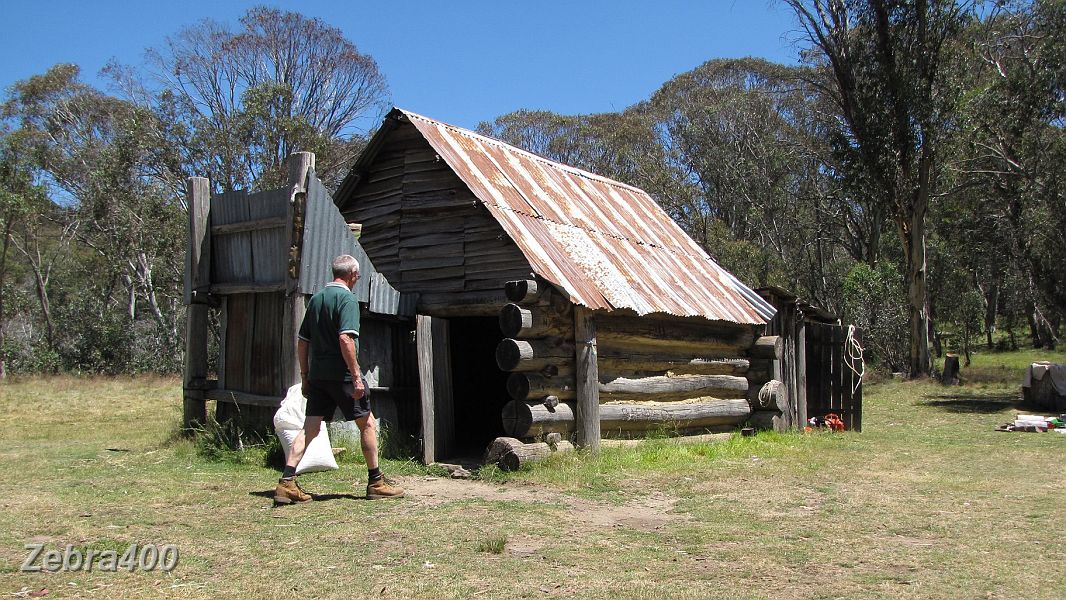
[903,175,931,378]
[983,280,999,350]
[0,219,12,379]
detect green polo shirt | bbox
[298,282,360,381]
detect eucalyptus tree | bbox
[960,0,1066,333]
[3,65,186,371]
[783,0,976,377]
[146,6,389,191]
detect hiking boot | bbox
[366,477,405,500]
[274,478,312,505]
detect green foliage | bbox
[842,262,908,371]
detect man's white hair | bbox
[331,255,360,279]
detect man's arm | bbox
[297,339,310,393]
[338,333,364,399]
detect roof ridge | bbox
[397,108,649,196]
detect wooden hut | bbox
[183,108,851,464]
[331,108,782,462]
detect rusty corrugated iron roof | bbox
[352,108,775,324]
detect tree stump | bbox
[942,353,960,386]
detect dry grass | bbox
[1,356,1065,599]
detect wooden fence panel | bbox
[804,323,863,431]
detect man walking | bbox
[274,255,405,503]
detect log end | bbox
[505,279,539,304]
[499,303,529,338]
[501,400,533,438]
[495,338,528,372]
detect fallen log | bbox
[495,337,575,372]
[485,436,575,471]
[501,398,752,438]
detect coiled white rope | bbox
[844,324,865,395]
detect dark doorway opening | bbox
[448,316,508,455]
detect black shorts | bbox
[304,379,371,422]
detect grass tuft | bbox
[476,534,508,554]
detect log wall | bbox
[497,279,760,440]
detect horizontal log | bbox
[505,279,545,304]
[596,315,756,357]
[502,400,575,438]
[485,437,575,471]
[601,432,731,448]
[599,374,748,402]
[749,336,783,360]
[206,389,282,407]
[496,337,575,372]
[747,410,785,432]
[507,372,576,401]
[502,398,751,438]
[748,380,787,412]
[211,215,289,235]
[745,358,773,383]
[597,356,749,377]
[499,303,572,339]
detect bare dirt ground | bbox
[395,475,686,535]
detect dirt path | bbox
[394,475,685,534]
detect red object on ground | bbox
[824,413,845,432]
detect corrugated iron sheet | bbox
[300,173,402,315]
[397,109,776,324]
[210,188,288,285]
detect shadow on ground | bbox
[917,393,1025,414]
[248,490,367,502]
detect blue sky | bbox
[1,1,801,132]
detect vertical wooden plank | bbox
[183,177,211,430]
[796,319,808,427]
[250,292,283,395]
[832,325,844,419]
[225,293,253,392]
[809,324,824,419]
[417,315,436,464]
[183,304,209,430]
[282,153,314,391]
[852,328,864,432]
[574,306,600,451]
[217,297,228,390]
[432,318,454,459]
[184,177,211,304]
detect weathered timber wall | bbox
[497,279,761,440]
[342,120,532,313]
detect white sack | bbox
[274,383,338,474]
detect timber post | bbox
[574,306,600,451]
[281,152,314,391]
[182,176,211,431]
